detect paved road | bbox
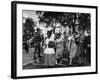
[23,49,90,69]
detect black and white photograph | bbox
[22,10,91,69]
[11,1,97,79]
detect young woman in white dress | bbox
[55,33,64,64]
[44,30,56,66]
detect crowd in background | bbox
[23,22,91,67]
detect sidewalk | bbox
[22,49,34,67]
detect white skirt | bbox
[44,47,55,54]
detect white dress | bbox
[44,33,55,54]
[44,33,55,66]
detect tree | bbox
[78,13,90,31]
[36,11,90,33]
[23,17,36,41]
[38,11,64,27]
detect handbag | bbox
[48,41,55,48]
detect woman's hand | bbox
[43,44,47,50]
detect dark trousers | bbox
[86,48,91,64]
[34,46,41,60]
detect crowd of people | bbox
[23,23,91,67]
